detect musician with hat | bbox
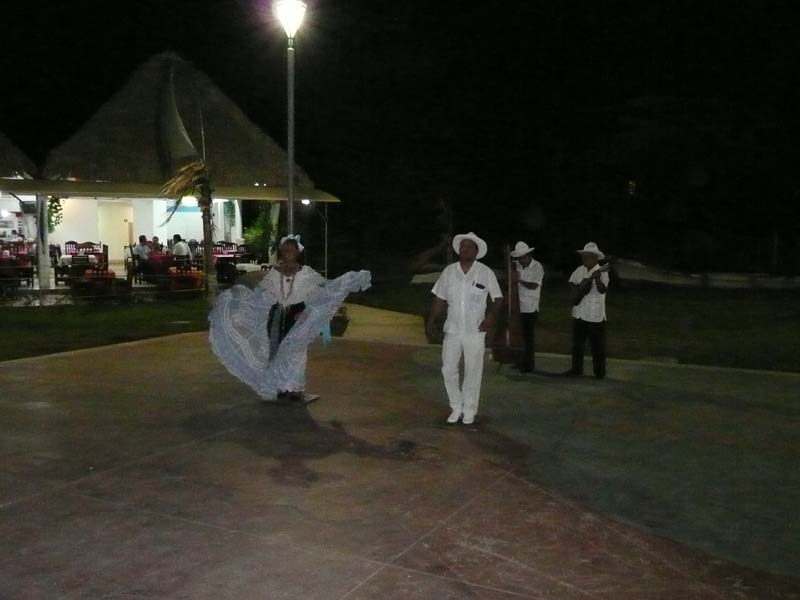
[566,242,610,378]
[510,241,544,373]
[427,232,503,425]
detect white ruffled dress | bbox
[209,269,371,400]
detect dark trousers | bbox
[519,311,538,370]
[267,302,306,361]
[571,318,606,378]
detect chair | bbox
[237,243,254,263]
[64,241,78,255]
[67,254,91,285]
[127,246,146,284]
[0,258,20,296]
[174,257,193,274]
[15,256,34,287]
[78,241,98,255]
[49,244,62,268]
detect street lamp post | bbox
[301,199,328,276]
[275,0,307,236]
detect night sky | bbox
[3,1,800,272]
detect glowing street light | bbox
[274,0,307,236]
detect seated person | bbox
[171,234,191,260]
[129,235,152,281]
[132,235,151,261]
[149,235,163,254]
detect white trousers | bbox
[441,332,486,418]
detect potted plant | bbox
[330,305,350,336]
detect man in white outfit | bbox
[510,241,544,373]
[566,242,609,378]
[427,232,503,425]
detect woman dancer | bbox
[261,235,322,401]
[209,235,370,402]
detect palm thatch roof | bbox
[43,52,314,191]
[0,131,35,179]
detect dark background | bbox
[3,0,800,274]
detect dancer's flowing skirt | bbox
[209,270,371,400]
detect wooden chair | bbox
[15,255,34,287]
[125,246,143,284]
[78,241,98,254]
[174,257,193,274]
[0,258,20,296]
[237,243,254,263]
[49,244,62,268]
[67,254,91,285]
[64,241,78,255]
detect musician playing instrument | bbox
[566,242,610,379]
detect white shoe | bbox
[446,410,462,424]
[462,414,475,425]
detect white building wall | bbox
[162,198,203,242]
[36,195,246,253]
[151,200,169,242]
[50,197,99,245]
[131,198,173,245]
[131,199,154,240]
[98,203,133,261]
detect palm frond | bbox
[160,160,208,223]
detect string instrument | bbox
[491,244,524,365]
[491,250,612,365]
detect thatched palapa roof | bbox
[42,52,329,201]
[0,131,35,179]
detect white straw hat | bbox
[510,241,535,258]
[452,232,487,259]
[577,242,604,260]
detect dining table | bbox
[59,254,99,266]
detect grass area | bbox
[350,281,800,372]
[2,298,210,361]
[3,282,799,371]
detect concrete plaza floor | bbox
[1,317,799,598]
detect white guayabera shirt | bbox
[132,243,151,261]
[172,240,191,257]
[569,264,609,322]
[432,262,503,335]
[516,259,544,313]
